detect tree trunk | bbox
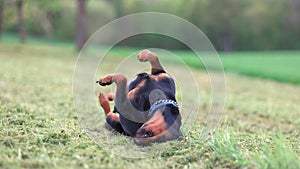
[16,0,25,43]
[75,0,87,51]
[113,0,123,18]
[221,34,233,52]
[0,0,3,39]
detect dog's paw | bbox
[98,92,109,106]
[96,74,113,86]
[137,49,153,62]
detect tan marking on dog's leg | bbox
[98,92,111,115]
[127,80,146,100]
[107,112,120,122]
[98,93,120,122]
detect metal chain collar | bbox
[147,99,179,119]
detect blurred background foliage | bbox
[1,0,300,51]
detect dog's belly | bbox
[120,73,176,136]
[127,72,176,112]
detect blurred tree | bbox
[112,0,123,18]
[1,0,299,51]
[16,0,25,43]
[76,0,87,51]
[87,1,114,36]
[283,0,300,49]
[205,0,246,51]
[181,0,207,27]
[0,0,3,39]
[240,0,286,50]
[27,0,64,38]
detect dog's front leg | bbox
[97,74,147,123]
[97,74,128,107]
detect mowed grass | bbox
[220,51,300,84]
[188,51,300,85]
[0,40,300,169]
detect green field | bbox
[104,47,300,85]
[220,51,300,84]
[0,40,300,168]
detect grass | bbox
[0,38,300,168]
[3,33,300,84]
[220,51,300,84]
[169,50,300,85]
[104,46,300,85]
[253,135,300,169]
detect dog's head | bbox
[134,102,182,146]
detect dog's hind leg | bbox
[137,50,165,75]
[98,93,118,119]
[98,92,125,134]
[98,93,111,115]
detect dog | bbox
[96,49,181,146]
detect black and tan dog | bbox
[97,50,181,145]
